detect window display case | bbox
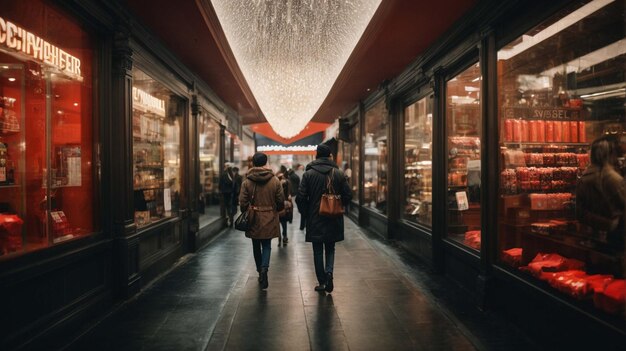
[497,0,625,321]
[132,68,182,228]
[198,112,220,226]
[364,100,388,213]
[446,63,482,250]
[0,4,96,260]
[404,96,433,226]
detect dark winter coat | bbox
[288,170,300,196]
[219,169,233,194]
[239,167,284,239]
[296,158,352,243]
[576,164,625,247]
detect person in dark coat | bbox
[219,163,234,226]
[239,152,284,289]
[296,144,352,293]
[231,167,243,219]
[276,172,293,245]
[287,168,299,224]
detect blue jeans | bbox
[252,239,272,271]
[312,241,335,284]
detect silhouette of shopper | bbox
[297,144,352,293]
[239,152,284,289]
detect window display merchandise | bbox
[0,0,96,259]
[497,0,626,322]
[363,100,388,213]
[404,96,433,226]
[446,63,482,250]
[132,68,182,228]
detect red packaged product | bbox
[521,120,529,142]
[0,214,24,254]
[586,274,614,294]
[547,270,589,299]
[464,230,481,250]
[505,119,513,142]
[578,121,586,143]
[537,120,545,142]
[561,121,570,142]
[530,121,538,142]
[593,279,626,315]
[545,121,554,142]
[553,120,562,142]
[501,248,523,268]
[521,253,585,277]
[513,119,522,142]
[570,121,578,142]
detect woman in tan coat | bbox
[239,152,284,289]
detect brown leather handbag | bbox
[319,169,344,217]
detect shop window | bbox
[350,122,360,202]
[198,112,220,227]
[497,0,625,321]
[446,62,482,251]
[363,100,388,213]
[224,132,232,164]
[132,68,183,228]
[404,96,433,227]
[0,0,97,260]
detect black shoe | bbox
[257,269,262,283]
[260,268,268,289]
[299,226,305,230]
[314,284,326,292]
[283,236,288,243]
[325,272,333,293]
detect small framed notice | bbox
[455,191,469,211]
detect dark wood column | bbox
[111,24,140,298]
[188,94,200,252]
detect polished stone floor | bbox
[66,212,534,351]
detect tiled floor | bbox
[66,212,534,351]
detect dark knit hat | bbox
[252,152,268,167]
[316,144,331,159]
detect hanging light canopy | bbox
[211,0,382,138]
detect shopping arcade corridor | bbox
[64,212,532,351]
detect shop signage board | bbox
[503,107,584,120]
[0,16,82,80]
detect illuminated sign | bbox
[0,16,82,80]
[132,87,166,117]
[257,145,317,152]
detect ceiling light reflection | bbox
[211,0,382,138]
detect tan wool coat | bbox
[239,167,285,239]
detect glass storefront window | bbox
[132,68,183,228]
[0,0,97,260]
[351,122,360,202]
[446,62,482,251]
[224,132,232,164]
[497,0,625,321]
[198,112,220,227]
[363,100,388,213]
[404,96,433,226]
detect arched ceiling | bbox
[123,0,478,127]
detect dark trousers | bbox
[299,214,306,230]
[222,193,233,221]
[312,241,335,284]
[280,219,288,238]
[252,239,272,271]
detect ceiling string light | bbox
[211,0,382,138]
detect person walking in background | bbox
[276,172,293,245]
[576,136,626,254]
[231,167,243,220]
[297,144,351,293]
[293,163,307,230]
[219,163,234,227]
[287,168,300,224]
[239,152,284,289]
